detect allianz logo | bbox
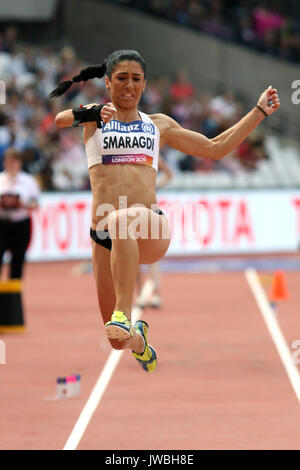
[103,120,155,134]
[141,122,155,134]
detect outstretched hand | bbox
[101,102,117,124]
[257,86,280,116]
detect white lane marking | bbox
[63,281,155,450]
[63,348,124,450]
[245,268,300,404]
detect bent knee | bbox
[107,208,147,234]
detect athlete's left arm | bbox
[155,86,280,160]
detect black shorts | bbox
[90,208,165,251]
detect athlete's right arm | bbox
[54,108,75,128]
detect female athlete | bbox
[51,49,280,373]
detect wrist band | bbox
[256,105,268,117]
[72,105,103,128]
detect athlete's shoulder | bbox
[150,113,178,124]
[149,112,168,121]
[149,113,180,133]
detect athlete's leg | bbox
[107,209,139,321]
[107,207,170,322]
[98,209,170,370]
[91,240,144,352]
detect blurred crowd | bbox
[0,25,268,191]
[113,0,300,63]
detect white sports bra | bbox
[85,111,160,171]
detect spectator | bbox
[0,147,40,279]
[201,0,234,40]
[170,70,195,102]
[236,16,256,47]
[0,22,271,184]
[111,0,300,63]
[252,2,284,38]
[0,113,15,169]
[188,0,205,29]
[209,90,239,123]
[52,129,89,190]
[1,26,18,54]
[234,132,268,171]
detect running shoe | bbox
[132,320,157,372]
[105,311,132,342]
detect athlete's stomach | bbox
[89,163,158,229]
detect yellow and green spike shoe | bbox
[132,320,157,372]
[105,311,132,342]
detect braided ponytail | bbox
[49,61,107,98]
[49,80,73,98]
[49,50,147,99]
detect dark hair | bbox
[49,49,146,98]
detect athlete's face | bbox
[105,60,146,108]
